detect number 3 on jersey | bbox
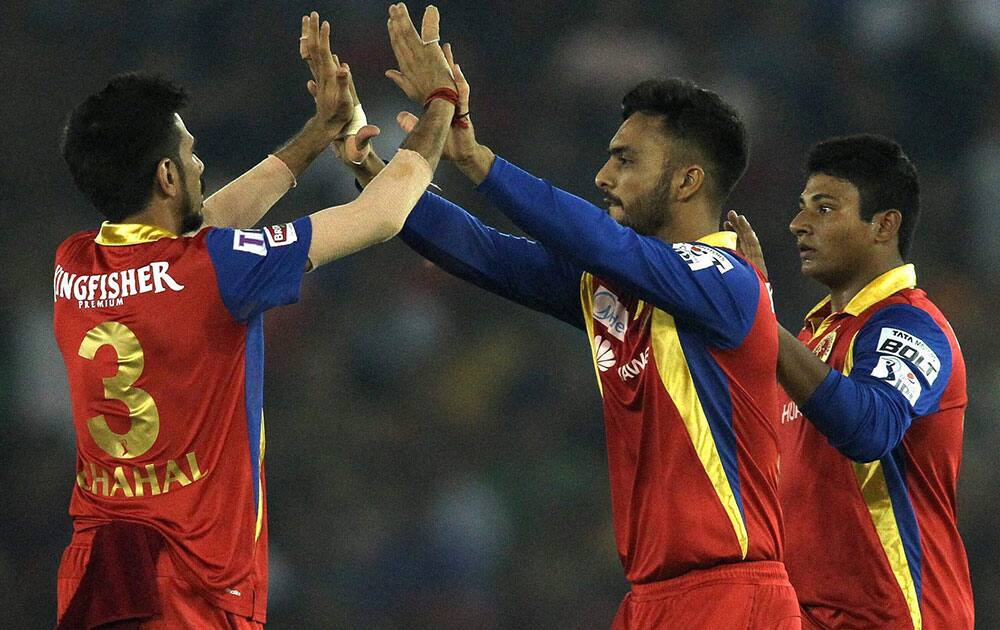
[77,322,160,458]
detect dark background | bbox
[2,1,997,628]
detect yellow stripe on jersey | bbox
[844,339,922,630]
[580,273,604,398]
[255,411,266,541]
[650,309,749,558]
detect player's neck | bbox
[657,205,720,245]
[828,253,905,312]
[122,201,182,236]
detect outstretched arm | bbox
[202,12,355,230]
[305,3,457,269]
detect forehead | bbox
[172,113,194,146]
[801,173,860,202]
[609,112,671,152]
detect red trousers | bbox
[613,561,801,629]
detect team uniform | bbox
[399,157,800,628]
[778,264,973,629]
[53,218,312,628]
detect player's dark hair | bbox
[61,73,189,222]
[622,78,747,202]
[806,134,920,257]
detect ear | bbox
[153,158,180,198]
[674,165,705,202]
[872,209,902,246]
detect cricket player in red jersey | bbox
[53,8,457,628]
[331,6,800,626]
[729,135,974,629]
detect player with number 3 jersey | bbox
[53,7,458,628]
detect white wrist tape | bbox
[337,103,368,139]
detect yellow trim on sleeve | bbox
[843,343,922,630]
[650,309,748,558]
[579,273,604,398]
[255,412,266,541]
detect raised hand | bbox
[725,210,768,279]
[384,3,456,105]
[299,11,355,138]
[396,43,475,163]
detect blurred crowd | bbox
[1,1,997,627]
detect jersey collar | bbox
[95,222,178,246]
[696,231,738,249]
[804,263,917,330]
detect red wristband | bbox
[423,87,460,109]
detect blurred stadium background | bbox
[2,1,997,627]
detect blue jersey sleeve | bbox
[399,192,585,329]
[204,217,313,322]
[800,303,953,462]
[477,157,761,348]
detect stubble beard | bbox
[619,170,674,237]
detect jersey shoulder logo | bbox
[871,355,922,406]
[592,286,629,341]
[264,223,297,247]
[232,229,267,256]
[672,242,733,274]
[876,327,941,384]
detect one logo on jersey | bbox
[672,243,733,274]
[54,262,184,309]
[618,347,650,381]
[233,229,267,256]
[781,400,802,424]
[594,335,616,372]
[876,327,941,384]
[264,223,298,247]
[871,355,922,407]
[593,287,628,341]
[812,330,837,362]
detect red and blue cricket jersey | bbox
[399,157,786,584]
[52,218,312,621]
[779,264,973,629]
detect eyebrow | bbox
[608,146,631,157]
[799,193,838,205]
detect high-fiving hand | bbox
[396,42,476,164]
[725,210,769,279]
[384,4,456,104]
[299,11,357,139]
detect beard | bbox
[616,168,675,236]
[178,174,205,234]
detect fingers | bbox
[354,125,380,150]
[421,5,440,43]
[396,111,419,134]
[385,69,417,100]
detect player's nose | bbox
[789,209,809,235]
[595,160,613,192]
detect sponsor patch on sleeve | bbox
[871,355,922,407]
[592,287,628,341]
[672,243,733,274]
[264,223,298,247]
[232,229,267,256]
[876,327,941,384]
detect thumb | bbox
[396,111,419,134]
[307,80,318,98]
[354,124,380,150]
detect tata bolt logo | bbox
[594,335,616,372]
[593,288,628,341]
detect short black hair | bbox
[61,73,189,222]
[806,135,920,257]
[622,78,747,202]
